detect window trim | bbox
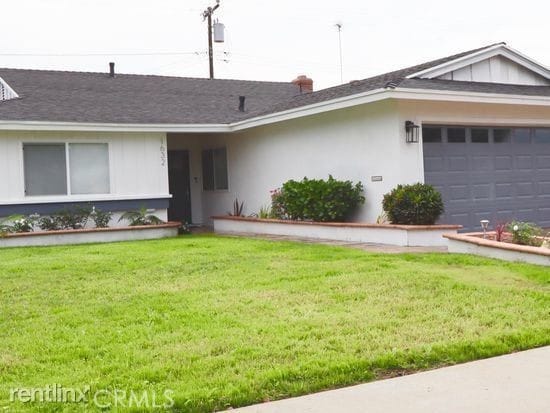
[201,147,229,192]
[22,141,111,198]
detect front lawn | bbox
[0,235,548,412]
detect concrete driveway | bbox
[224,346,550,413]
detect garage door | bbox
[423,125,550,231]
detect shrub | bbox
[271,176,365,222]
[55,206,92,230]
[91,208,113,228]
[119,207,164,226]
[507,221,543,246]
[382,183,444,225]
[38,216,62,231]
[10,215,36,233]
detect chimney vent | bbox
[238,96,246,112]
[109,62,115,78]
[292,75,313,93]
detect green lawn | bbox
[0,235,549,412]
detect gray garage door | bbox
[423,125,550,231]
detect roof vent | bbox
[109,62,115,78]
[238,96,246,112]
[0,76,18,101]
[384,81,398,89]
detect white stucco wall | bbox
[0,130,170,221]
[170,100,424,225]
[169,99,550,226]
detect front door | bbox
[168,150,192,223]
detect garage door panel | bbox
[423,125,550,231]
[472,184,492,200]
[449,185,469,200]
[536,155,550,169]
[495,156,513,170]
[515,155,533,170]
[538,181,550,196]
[448,156,468,171]
[472,156,493,170]
[516,182,535,197]
[495,183,513,199]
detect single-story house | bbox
[1,42,549,231]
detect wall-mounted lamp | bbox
[405,121,420,143]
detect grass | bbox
[0,235,549,412]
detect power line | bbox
[0,51,203,57]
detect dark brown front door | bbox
[168,150,192,223]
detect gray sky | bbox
[2,0,549,90]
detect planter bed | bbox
[212,216,461,247]
[444,232,550,266]
[0,222,181,248]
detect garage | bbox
[423,125,550,231]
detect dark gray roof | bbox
[0,69,300,124]
[1,42,548,125]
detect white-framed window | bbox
[202,147,228,191]
[23,142,110,196]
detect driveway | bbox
[224,346,550,413]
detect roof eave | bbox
[1,88,550,133]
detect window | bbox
[422,127,442,143]
[69,143,110,194]
[447,128,466,143]
[24,144,68,196]
[471,129,489,143]
[513,128,531,143]
[202,148,228,191]
[534,128,550,144]
[23,142,110,196]
[494,129,511,143]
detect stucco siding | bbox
[170,100,423,224]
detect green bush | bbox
[382,183,444,225]
[271,176,365,222]
[507,221,543,246]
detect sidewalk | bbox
[225,346,550,413]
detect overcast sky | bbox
[1,0,549,90]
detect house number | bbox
[160,139,167,166]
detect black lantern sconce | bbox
[405,121,420,143]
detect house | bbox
[1,42,549,231]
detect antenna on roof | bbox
[335,23,344,84]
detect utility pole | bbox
[203,0,221,79]
[335,23,343,84]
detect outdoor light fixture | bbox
[480,219,490,239]
[405,121,420,143]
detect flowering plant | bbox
[506,221,543,246]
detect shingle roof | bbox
[0,69,300,124]
[1,42,548,125]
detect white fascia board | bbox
[230,88,389,130]
[390,87,550,106]
[407,45,550,80]
[0,120,231,133]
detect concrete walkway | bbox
[218,233,447,254]
[226,346,550,413]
